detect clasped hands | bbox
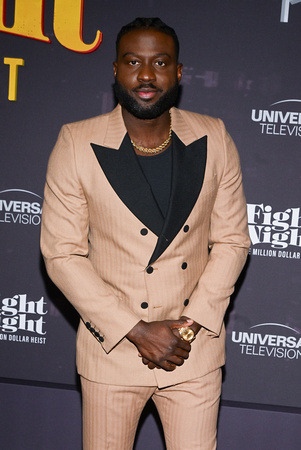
[126,316,201,372]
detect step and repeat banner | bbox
[1,0,300,410]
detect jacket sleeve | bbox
[40,125,140,353]
[183,119,250,336]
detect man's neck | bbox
[122,108,171,155]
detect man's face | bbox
[113,29,183,119]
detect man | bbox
[41,17,250,450]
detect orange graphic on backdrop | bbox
[0,0,102,53]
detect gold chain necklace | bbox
[130,111,172,154]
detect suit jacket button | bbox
[141,302,148,309]
[184,299,189,306]
[99,336,104,342]
[140,228,148,235]
[183,225,189,233]
[181,262,188,270]
[85,322,91,329]
[146,266,153,274]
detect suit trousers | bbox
[81,368,222,450]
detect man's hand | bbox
[139,316,202,370]
[126,318,193,371]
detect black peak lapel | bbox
[91,134,164,236]
[149,132,207,265]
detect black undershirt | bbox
[137,143,173,218]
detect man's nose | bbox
[137,63,156,82]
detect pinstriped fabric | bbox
[81,377,155,449]
[81,369,221,449]
[153,369,222,450]
[103,105,127,149]
[41,104,249,449]
[41,105,250,387]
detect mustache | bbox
[133,83,163,92]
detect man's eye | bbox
[129,61,138,66]
[156,61,166,67]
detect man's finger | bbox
[169,318,193,329]
[174,347,191,359]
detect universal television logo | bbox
[0,189,42,226]
[231,323,301,360]
[251,100,301,137]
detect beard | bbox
[113,78,179,120]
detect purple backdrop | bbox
[1,1,300,448]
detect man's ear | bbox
[113,62,117,78]
[177,63,183,83]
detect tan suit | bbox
[41,105,250,449]
[41,105,250,388]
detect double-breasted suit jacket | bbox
[41,105,250,388]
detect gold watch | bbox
[178,326,195,343]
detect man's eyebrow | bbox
[154,53,172,58]
[121,52,172,58]
[121,52,138,58]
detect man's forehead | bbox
[118,29,176,57]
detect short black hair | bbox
[116,17,180,61]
